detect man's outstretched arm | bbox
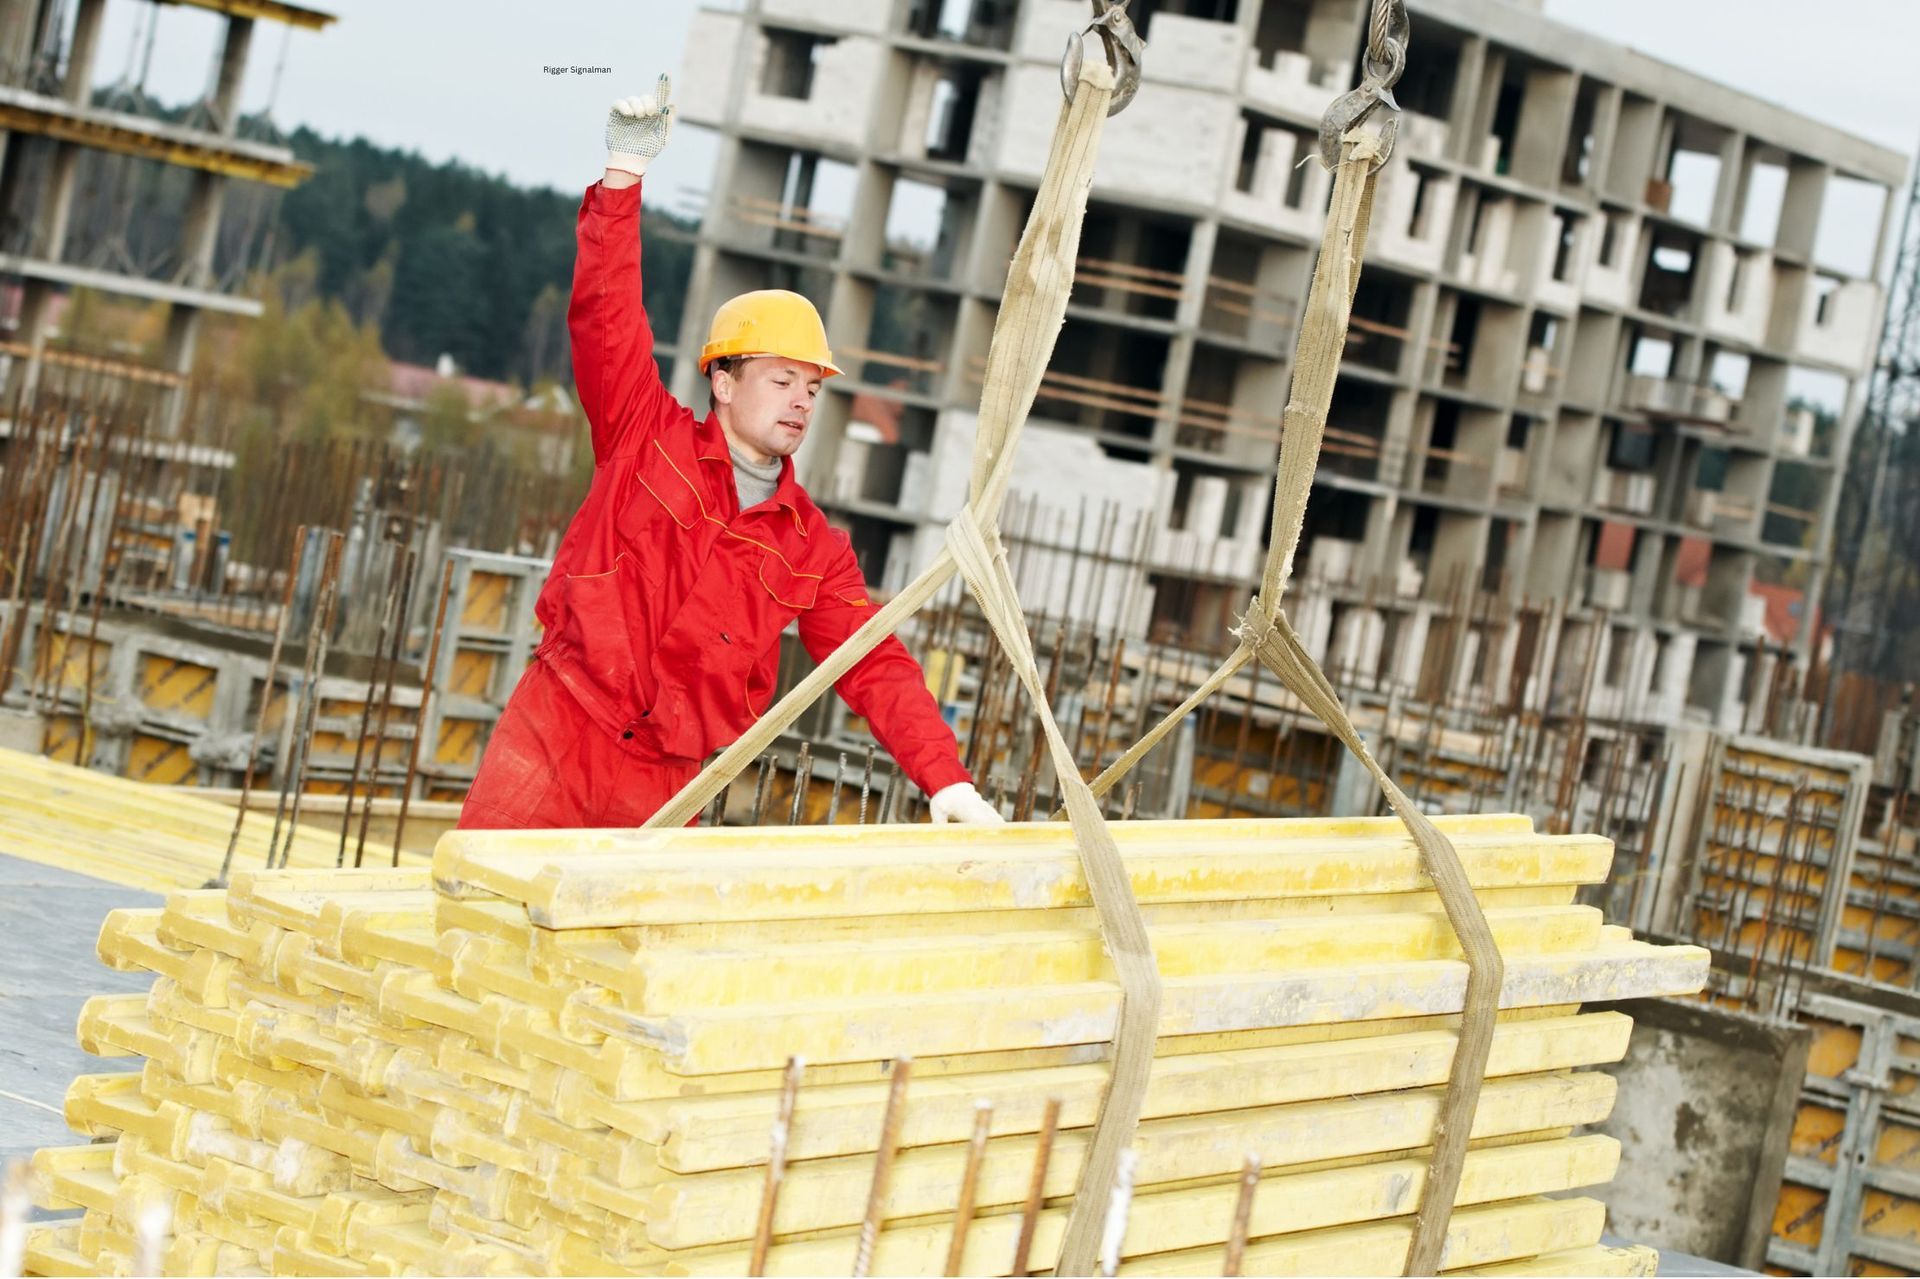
[798,536,1003,824]
[570,78,680,463]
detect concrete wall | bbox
[1795,277,1879,369]
[1598,997,1809,1271]
[1455,195,1521,295]
[1371,148,1454,274]
[677,11,743,128]
[905,412,1174,635]
[993,65,1238,208]
[1137,12,1242,94]
[761,0,890,33]
[739,30,889,149]
[1582,213,1639,310]
[1218,114,1328,239]
[1700,242,1771,348]
[1241,47,1352,122]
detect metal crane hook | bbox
[1317,0,1410,170]
[1060,0,1145,116]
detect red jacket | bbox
[532,179,969,797]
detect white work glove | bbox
[606,75,675,177]
[929,781,1003,825]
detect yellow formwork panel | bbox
[447,647,502,700]
[136,653,219,721]
[42,632,112,696]
[432,715,490,767]
[459,572,516,634]
[39,712,88,765]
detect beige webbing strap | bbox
[646,61,1162,1275]
[947,507,1160,1275]
[1077,129,1505,1278]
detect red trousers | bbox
[457,660,700,830]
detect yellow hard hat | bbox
[698,289,843,377]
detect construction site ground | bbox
[0,852,154,1170]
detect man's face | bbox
[712,357,825,461]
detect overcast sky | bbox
[90,0,1920,267]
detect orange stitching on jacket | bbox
[635,470,697,529]
[650,439,829,584]
[652,439,712,505]
[563,551,632,581]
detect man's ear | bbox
[710,369,733,405]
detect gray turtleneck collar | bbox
[730,443,783,510]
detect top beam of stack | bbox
[0,746,412,890]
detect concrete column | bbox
[178,170,232,291]
[1724,135,1758,242]
[60,0,106,105]
[0,127,24,239]
[39,142,78,255]
[840,159,891,272]
[1775,157,1827,259]
[1708,132,1746,238]
[1585,84,1623,198]
[1444,38,1488,167]
[211,17,255,135]
[160,305,202,436]
[1510,67,1575,188]
[0,0,46,84]
[15,280,56,399]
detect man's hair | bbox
[708,355,747,379]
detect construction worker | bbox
[457,80,1002,831]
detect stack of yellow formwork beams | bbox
[25,815,1705,1276]
[0,747,414,891]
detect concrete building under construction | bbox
[0,0,332,424]
[670,0,1905,736]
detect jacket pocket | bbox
[755,550,821,612]
[553,553,649,719]
[623,436,707,542]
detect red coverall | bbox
[457,180,971,830]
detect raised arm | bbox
[569,79,680,463]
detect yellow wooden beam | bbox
[1121,1196,1607,1276]
[1460,1243,1660,1276]
[588,940,1707,1074]
[643,1011,1634,1173]
[153,0,338,29]
[604,904,1603,1013]
[645,1072,1617,1248]
[0,95,311,187]
[670,1133,1620,1275]
[433,818,1610,928]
